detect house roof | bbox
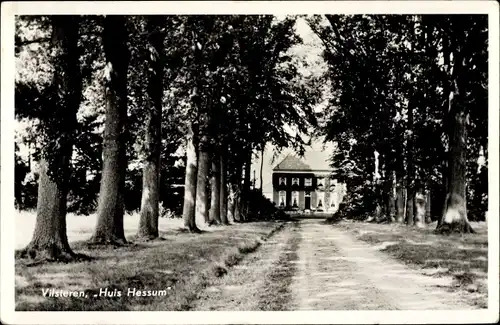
[273,154,313,171]
[273,150,333,172]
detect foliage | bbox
[244,189,292,222]
[14,14,487,224]
[308,14,488,220]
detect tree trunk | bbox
[439,101,474,233]
[414,188,426,228]
[138,161,160,239]
[437,30,450,229]
[369,151,384,223]
[182,124,200,232]
[195,144,210,226]
[233,185,241,222]
[425,187,432,224]
[259,146,265,194]
[406,97,415,226]
[395,178,405,223]
[227,183,235,223]
[220,156,229,224]
[20,16,81,260]
[209,156,222,224]
[394,139,405,223]
[137,17,164,240]
[405,190,414,226]
[241,149,252,221]
[231,164,242,222]
[386,170,396,222]
[90,16,130,245]
[437,27,474,234]
[25,158,73,260]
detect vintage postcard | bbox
[1,1,499,324]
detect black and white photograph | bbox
[1,1,498,324]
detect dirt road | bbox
[192,219,474,310]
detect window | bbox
[305,178,312,186]
[279,177,286,186]
[330,193,336,208]
[292,177,299,186]
[279,191,286,207]
[305,191,311,197]
[292,191,299,207]
[317,177,324,187]
[317,192,325,208]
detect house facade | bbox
[272,154,344,213]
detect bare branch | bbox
[15,37,51,47]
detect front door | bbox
[305,192,311,209]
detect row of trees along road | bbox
[308,14,487,233]
[15,14,488,261]
[15,15,322,260]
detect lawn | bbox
[335,219,488,308]
[14,211,285,311]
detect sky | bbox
[250,16,335,198]
[15,15,335,193]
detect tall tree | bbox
[437,16,483,234]
[90,16,130,244]
[220,155,229,224]
[259,146,265,194]
[182,123,201,232]
[137,17,165,240]
[20,16,82,260]
[195,137,211,225]
[181,15,238,230]
[405,96,415,226]
[209,158,222,224]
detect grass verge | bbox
[335,220,488,308]
[257,222,300,310]
[15,221,285,311]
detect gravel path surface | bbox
[191,219,475,310]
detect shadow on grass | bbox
[381,243,487,275]
[15,221,287,311]
[15,225,215,267]
[257,222,300,311]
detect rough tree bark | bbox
[394,142,405,223]
[414,187,426,228]
[209,156,222,224]
[405,97,415,226]
[367,150,383,223]
[439,109,474,233]
[182,124,201,232]
[437,24,474,234]
[437,31,450,229]
[233,185,241,222]
[425,187,432,224]
[395,179,405,223]
[220,155,229,224]
[227,186,235,223]
[240,149,252,221]
[386,170,397,222]
[259,146,265,194]
[20,16,82,260]
[195,138,210,226]
[90,16,130,245]
[137,17,164,240]
[231,164,243,222]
